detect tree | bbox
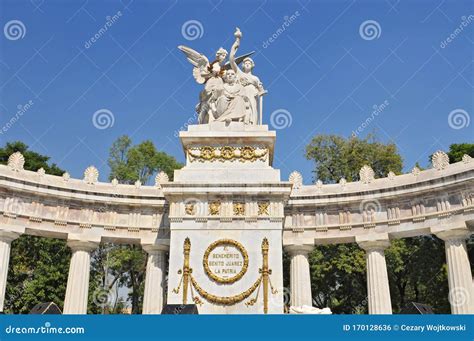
[0,141,64,176]
[1,142,70,314]
[303,134,449,313]
[89,136,182,314]
[108,136,182,184]
[305,134,403,183]
[446,143,474,163]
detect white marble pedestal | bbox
[162,123,291,314]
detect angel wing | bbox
[223,51,255,70]
[177,45,211,84]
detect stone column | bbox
[286,245,313,307]
[358,239,392,314]
[0,231,21,312]
[63,240,97,314]
[142,245,167,314]
[436,229,474,314]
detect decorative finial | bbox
[62,172,70,182]
[155,171,169,187]
[8,152,25,171]
[431,150,449,170]
[84,166,99,184]
[359,165,374,184]
[411,166,420,176]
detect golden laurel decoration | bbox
[190,275,261,305]
[220,146,235,160]
[173,237,276,313]
[200,146,215,160]
[203,239,249,284]
[187,146,267,162]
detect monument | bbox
[0,28,472,315]
[167,28,288,313]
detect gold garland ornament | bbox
[187,145,268,162]
[173,237,276,313]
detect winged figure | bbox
[177,45,254,84]
[178,31,257,125]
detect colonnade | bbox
[0,231,167,314]
[286,227,474,314]
[0,227,472,314]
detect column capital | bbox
[67,239,98,252]
[285,244,314,255]
[142,243,169,254]
[434,228,471,242]
[357,239,391,252]
[0,230,22,243]
[356,233,390,252]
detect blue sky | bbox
[0,0,472,184]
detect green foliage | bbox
[108,136,182,184]
[305,134,403,183]
[446,143,474,163]
[385,236,450,314]
[0,141,63,175]
[5,236,71,314]
[89,136,181,314]
[0,142,69,313]
[309,244,367,314]
[88,244,147,314]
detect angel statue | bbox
[178,31,257,125]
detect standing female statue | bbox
[229,27,266,125]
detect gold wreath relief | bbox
[203,239,249,284]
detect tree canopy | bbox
[108,136,182,184]
[445,143,474,163]
[305,134,403,183]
